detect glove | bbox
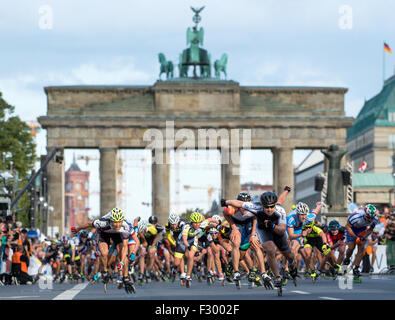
[356,235,365,244]
[322,244,331,256]
[130,253,136,261]
[284,186,291,192]
[220,199,228,207]
[117,262,124,272]
[265,220,275,230]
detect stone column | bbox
[152,149,170,225]
[46,147,65,236]
[272,148,279,194]
[276,147,294,213]
[100,148,118,217]
[221,148,241,200]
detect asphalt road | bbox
[0,274,395,300]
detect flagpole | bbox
[383,41,385,85]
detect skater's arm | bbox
[345,221,355,238]
[277,186,291,206]
[223,200,244,209]
[287,227,302,240]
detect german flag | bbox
[384,42,392,53]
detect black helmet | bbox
[328,220,340,231]
[79,230,88,238]
[237,192,252,202]
[149,216,158,224]
[260,192,278,206]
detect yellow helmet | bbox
[110,207,125,222]
[221,221,230,229]
[190,212,203,223]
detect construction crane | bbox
[77,155,99,166]
[183,185,221,211]
[26,120,40,137]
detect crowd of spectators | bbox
[0,216,58,286]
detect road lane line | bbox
[291,290,310,294]
[53,283,89,300]
[319,296,343,300]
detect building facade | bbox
[294,150,324,213]
[346,75,395,208]
[65,158,90,231]
[241,182,273,202]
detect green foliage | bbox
[0,91,36,225]
[0,91,36,176]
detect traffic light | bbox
[314,174,325,192]
[341,170,351,185]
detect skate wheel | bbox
[277,287,282,296]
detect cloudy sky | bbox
[1,0,394,220]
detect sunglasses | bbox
[264,205,276,209]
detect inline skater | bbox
[136,219,149,285]
[144,216,165,281]
[196,215,222,284]
[301,220,340,281]
[286,202,324,275]
[59,236,77,283]
[365,226,381,273]
[222,186,298,296]
[39,241,61,282]
[72,230,91,282]
[72,208,134,293]
[343,204,378,282]
[173,212,204,288]
[165,213,186,281]
[325,220,346,270]
[223,192,273,289]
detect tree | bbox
[0,91,36,225]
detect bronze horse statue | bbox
[214,53,228,79]
[158,53,174,80]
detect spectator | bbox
[384,213,395,241]
[11,245,33,285]
[1,225,13,285]
[384,213,395,267]
[11,221,23,247]
[20,229,32,258]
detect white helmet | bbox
[296,202,309,215]
[138,220,148,233]
[168,213,180,225]
[211,215,221,222]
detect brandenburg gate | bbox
[38,8,353,234]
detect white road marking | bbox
[0,296,40,299]
[53,283,89,300]
[319,296,343,300]
[291,290,310,294]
